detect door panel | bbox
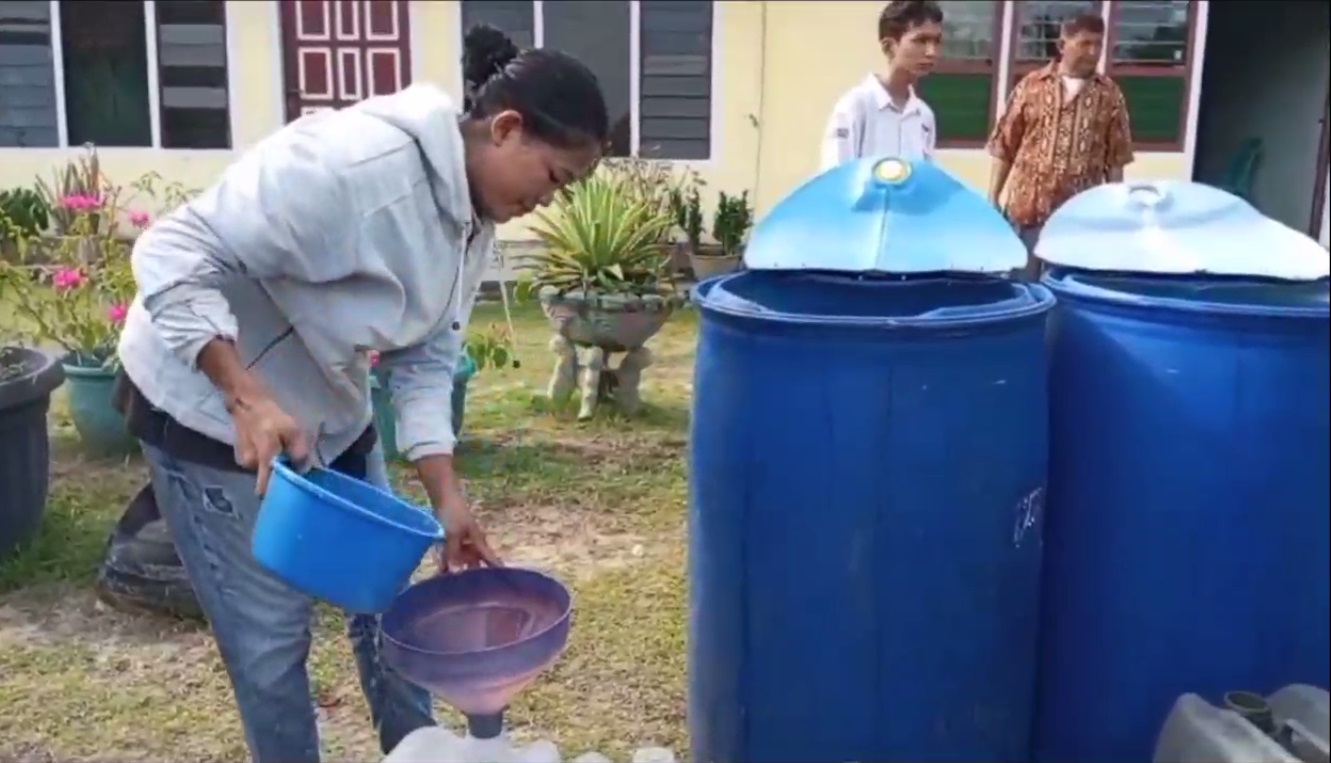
[279,1,411,123]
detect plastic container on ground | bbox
[1032,181,1331,762]
[1154,685,1330,763]
[251,461,443,613]
[689,158,1050,762]
[382,728,677,763]
[372,351,476,461]
[383,726,561,763]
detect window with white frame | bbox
[1106,0,1196,151]
[1005,0,1198,150]
[921,0,1002,148]
[460,0,714,161]
[0,0,231,149]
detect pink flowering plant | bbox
[0,263,134,368]
[0,145,197,368]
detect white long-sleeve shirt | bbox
[820,75,937,172]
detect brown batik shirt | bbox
[987,63,1135,229]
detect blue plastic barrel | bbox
[689,271,1055,762]
[1034,271,1331,762]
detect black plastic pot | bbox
[0,347,65,558]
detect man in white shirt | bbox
[820,0,943,171]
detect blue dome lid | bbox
[1037,181,1330,281]
[744,157,1027,274]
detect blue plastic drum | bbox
[690,270,1054,762]
[1034,271,1330,761]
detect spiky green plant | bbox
[524,170,675,296]
[712,190,753,257]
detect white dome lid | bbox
[1037,181,1329,281]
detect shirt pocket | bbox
[898,116,928,160]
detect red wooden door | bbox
[279,0,412,123]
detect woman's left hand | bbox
[436,492,501,573]
[413,454,502,573]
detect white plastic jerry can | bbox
[384,726,562,763]
[1154,685,1329,763]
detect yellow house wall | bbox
[0,0,1190,236]
[0,2,280,205]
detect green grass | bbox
[0,299,698,761]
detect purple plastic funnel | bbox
[381,567,572,736]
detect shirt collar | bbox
[866,74,923,115]
[1036,61,1108,88]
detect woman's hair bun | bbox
[462,24,520,89]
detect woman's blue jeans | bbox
[140,440,433,762]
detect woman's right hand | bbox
[231,392,310,496]
[196,340,309,494]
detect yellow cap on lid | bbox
[873,158,911,184]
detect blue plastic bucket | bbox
[252,461,444,613]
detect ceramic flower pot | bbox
[62,357,137,457]
[537,288,677,352]
[669,241,693,274]
[688,244,743,280]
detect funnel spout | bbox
[467,711,505,740]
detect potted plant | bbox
[669,186,706,276]
[0,187,51,263]
[0,345,65,558]
[0,167,175,456]
[368,324,516,462]
[522,161,681,419]
[691,190,753,280]
[1,254,135,455]
[23,145,181,265]
[33,144,107,264]
[653,163,705,275]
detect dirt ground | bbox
[0,303,696,762]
